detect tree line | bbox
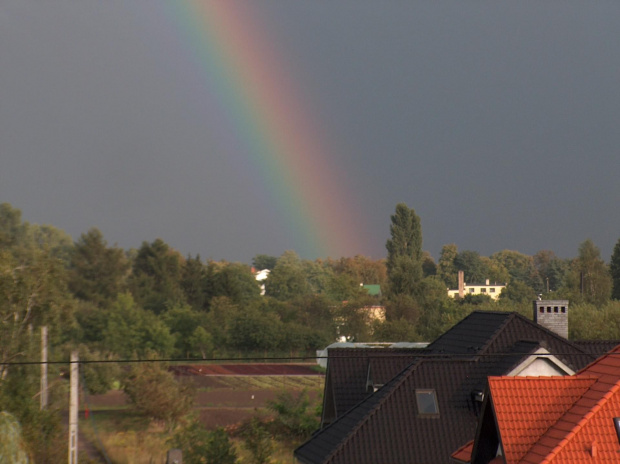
[2,200,620,459]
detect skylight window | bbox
[415,389,439,415]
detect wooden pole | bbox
[69,351,78,464]
[40,326,48,410]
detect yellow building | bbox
[447,271,506,300]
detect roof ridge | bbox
[537,378,620,464]
[476,312,517,356]
[508,312,593,357]
[322,360,421,463]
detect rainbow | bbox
[160,0,370,259]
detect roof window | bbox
[415,389,439,416]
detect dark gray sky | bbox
[2,1,619,263]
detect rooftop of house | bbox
[296,310,618,464]
[456,346,620,464]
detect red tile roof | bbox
[452,440,474,463]
[481,346,620,464]
[488,376,596,464]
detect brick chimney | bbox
[533,300,569,339]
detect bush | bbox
[123,362,193,428]
[170,421,237,464]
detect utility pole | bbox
[40,326,48,410]
[69,351,79,464]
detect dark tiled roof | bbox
[298,310,598,464]
[571,339,620,356]
[322,348,423,423]
[427,311,514,355]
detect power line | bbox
[1,350,614,366]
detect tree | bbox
[569,239,612,305]
[490,250,541,291]
[161,305,209,357]
[252,254,278,271]
[534,250,569,293]
[499,280,537,304]
[209,262,261,305]
[0,412,29,464]
[453,250,489,284]
[188,326,214,359]
[68,228,129,306]
[129,239,185,313]
[242,418,274,464]
[267,390,320,440]
[181,254,208,311]
[123,361,194,428]
[171,422,237,464]
[611,238,620,300]
[102,293,175,358]
[265,251,310,300]
[385,203,423,296]
[0,249,76,381]
[437,244,458,288]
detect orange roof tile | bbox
[488,376,596,464]
[484,347,620,464]
[451,440,474,463]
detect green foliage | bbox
[490,250,541,291]
[267,390,319,440]
[252,254,278,271]
[372,318,418,342]
[227,307,283,351]
[0,412,29,463]
[102,293,175,358]
[564,239,612,306]
[0,248,77,377]
[437,244,458,288]
[335,295,378,342]
[208,262,261,305]
[181,255,208,311]
[454,250,489,284]
[161,305,210,357]
[265,251,310,300]
[188,326,214,359]
[78,345,121,394]
[0,358,65,463]
[569,301,620,340]
[386,203,423,296]
[123,362,194,428]
[499,281,537,304]
[534,250,570,293]
[242,418,274,464]
[170,422,237,464]
[68,228,129,306]
[129,239,185,313]
[328,255,387,290]
[384,293,419,325]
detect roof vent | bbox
[613,417,620,446]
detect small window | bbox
[416,389,439,415]
[490,288,495,293]
[540,307,544,313]
[480,288,486,293]
[561,307,566,313]
[469,288,475,293]
[554,306,559,313]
